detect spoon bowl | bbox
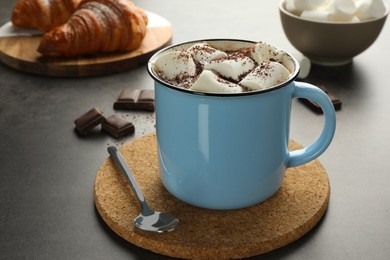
[107,146,179,233]
[134,211,179,233]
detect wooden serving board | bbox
[0,12,172,77]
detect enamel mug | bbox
[148,39,336,210]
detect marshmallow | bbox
[291,52,311,79]
[251,42,283,64]
[190,70,243,93]
[153,50,197,80]
[280,52,295,74]
[204,54,255,81]
[328,0,357,22]
[301,9,332,21]
[285,0,300,14]
[348,15,362,21]
[356,0,387,20]
[288,0,387,22]
[296,56,311,79]
[239,61,291,91]
[287,0,329,13]
[296,0,329,11]
[188,42,228,63]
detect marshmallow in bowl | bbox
[153,50,197,80]
[239,62,291,91]
[191,70,243,93]
[286,0,328,14]
[286,0,387,22]
[301,9,332,21]
[356,0,387,20]
[328,0,357,22]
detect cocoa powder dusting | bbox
[156,42,290,92]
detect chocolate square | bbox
[113,89,155,112]
[74,107,106,135]
[102,115,135,139]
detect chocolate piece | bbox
[299,85,342,114]
[113,89,155,111]
[102,115,135,139]
[74,107,106,135]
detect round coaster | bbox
[94,133,330,259]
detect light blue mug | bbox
[148,39,336,210]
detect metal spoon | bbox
[107,146,179,233]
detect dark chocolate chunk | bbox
[299,85,342,114]
[113,89,155,111]
[74,107,106,135]
[102,115,135,139]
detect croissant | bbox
[11,0,81,32]
[37,0,148,57]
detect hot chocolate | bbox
[151,41,294,94]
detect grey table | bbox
[1,0,390,259]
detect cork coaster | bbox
[94,133,330,259]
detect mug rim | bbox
[147,38,300,97]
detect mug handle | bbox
[287,81,336,168]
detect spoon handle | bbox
[107,146,152,214]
